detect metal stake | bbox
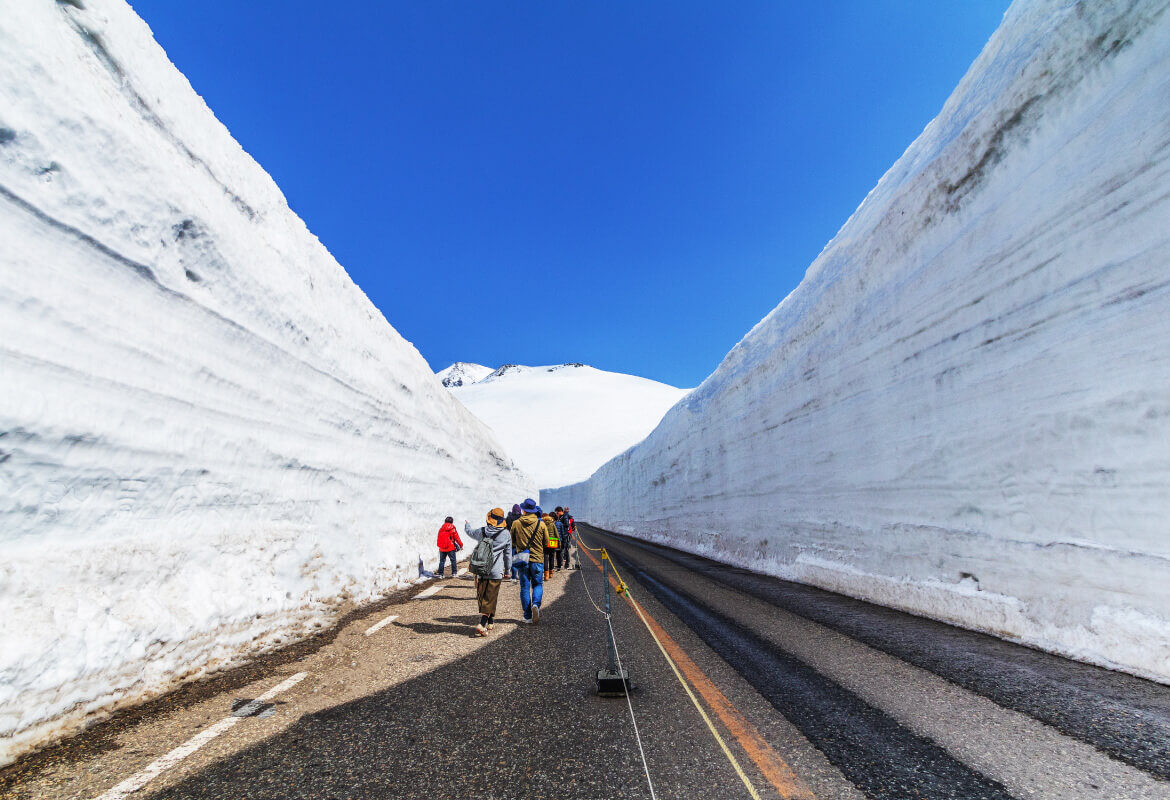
[597,549,630,696]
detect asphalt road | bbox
[4,527,1169,799]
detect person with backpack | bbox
[436,516,463,578]
[542,510,560,576]
[464,508,511,636]
[563,507,578,569]
[509,498,548,623]
[553,507,568,572]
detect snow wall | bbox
[546,0,1170,683]
[0,1,533,765]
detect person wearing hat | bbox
[509,498,548,623]
[464,508,511,636]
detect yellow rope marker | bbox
[580,531,815,800]
[575,532,604,553]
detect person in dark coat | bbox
[504,503,522,579]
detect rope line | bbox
[574,531,604,553]
[623,590,762,800]
[608,613,658,800]
[573,531,655,797]
[577,530,764,800]
[577,557,606,616]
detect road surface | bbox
[3,525,1168,799]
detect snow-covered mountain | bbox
[437,361,494,388]
[0,1,531,765]
[547,0,1170,682]
[443,364,689,489]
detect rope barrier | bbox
[577,552,606,616]
[576,529,764,800]
[601,549,630,597]
[608,612,658,800]
[574,531,604,553]
[573,532,656,797]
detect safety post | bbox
[597,548,631,696]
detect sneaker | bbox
[532,604,541,625]
[486,622,494,631]
[521,617,532,624]
[474,624,488,637]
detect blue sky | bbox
[131,1,1010,388]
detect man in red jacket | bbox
[436,516,463,578]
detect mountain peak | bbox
[436,362,493,388]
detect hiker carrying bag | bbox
[469,529,497,578]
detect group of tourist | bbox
[434,498,577,636]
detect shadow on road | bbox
[146,577,664,800]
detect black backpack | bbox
[469,528,497,578]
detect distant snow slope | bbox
[446,364,689,489]
[0,0,531,765]
[547,0,1170,682]
[437,362,493,388]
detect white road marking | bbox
[93,672,308,800]
[456,566,468,576]
[364,613,399,636]
[415,584,443,599]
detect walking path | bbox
[4,528,1169,799]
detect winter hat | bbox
[487,507,506,526]
[444,516,454,524]
[511,503,522,515]
[521,498,538,513]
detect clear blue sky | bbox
[131,1,1010,388]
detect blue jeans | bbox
[517,561,544,619]
[437,550,458,577]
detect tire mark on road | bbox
[607,545,1015,800]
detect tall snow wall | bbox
[547,0,1170,683]
[0,1,532,765]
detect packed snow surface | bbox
[548,0,1170,682]
[436,361,493,388]
[0,0,532,766]
[444,364,689,489]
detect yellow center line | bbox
[581,536,816,800]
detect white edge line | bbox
[364,613,399,636]
[415,584,442,599]
[93,672,308,800]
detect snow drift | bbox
[547,0,1170,682]
[443,363,689,488]
[0,0,531,765]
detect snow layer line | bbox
[0,0,532,766]
[546,0,1170,682]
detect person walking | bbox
[509,498,547,623]
[566,505,580,568]
[553,507,568,572]
[504,503,522,580]
[436,516,463,578]
[542,510,559,576]
[464,508,511,636]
